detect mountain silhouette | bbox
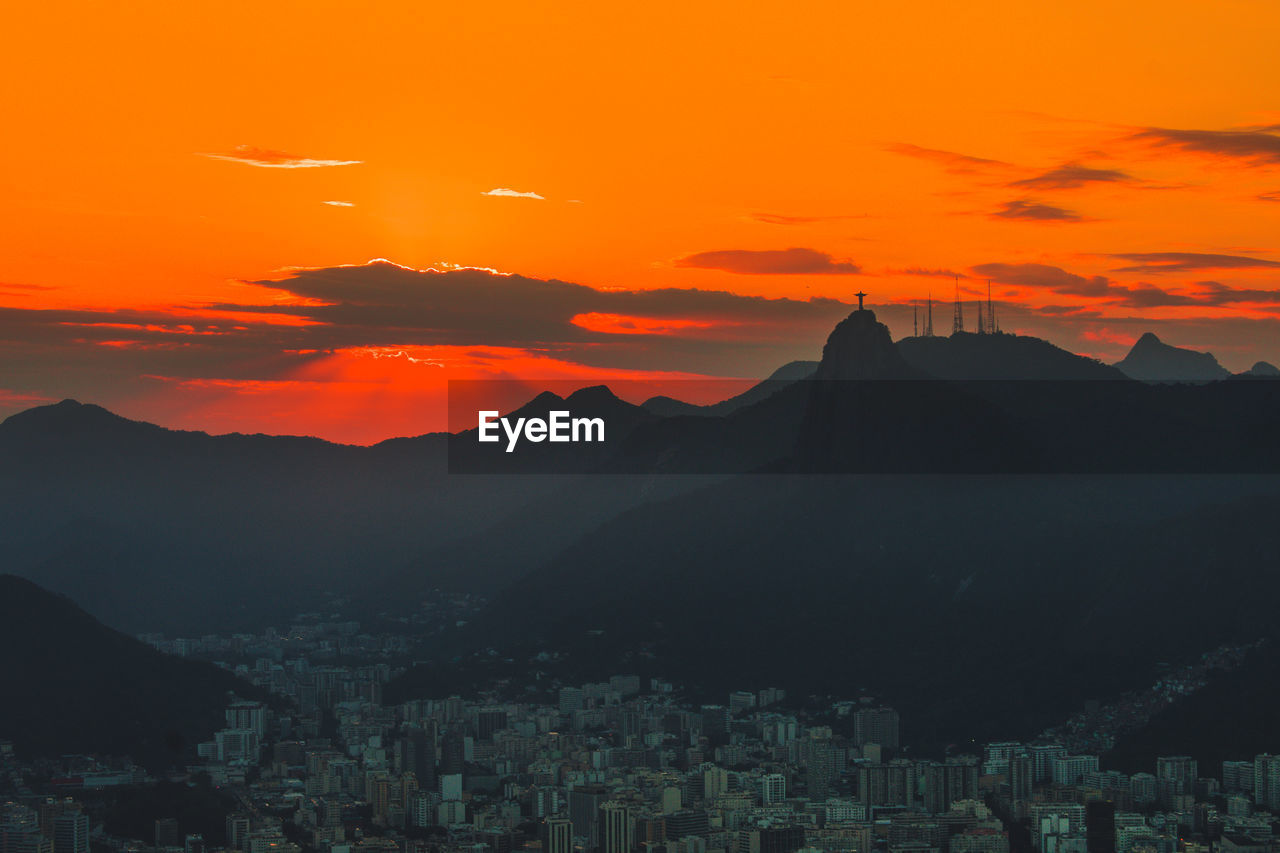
[445,475,1280,751]
[898,331,1126,380]
[0,574,263,768]
[0,399,677,631]
[1114,332,1231,382]
[813,307,920,380]
[1242,360,1280,378]
[641,360,819,417]
[5,309,1280,657]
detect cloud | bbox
[200,146,362,169]
[323,200,355,207]
[1008,163,1132,190]
[0,282,58,294]
[972,263,1113,297]
[885,143,1012,174]
[481,188,545,199]
[674,247,861,275]
[892,267,970,279]
[973,261,1280,309]
[750,213,864,225]
[0,388,53,406]
[1132,126,1280,165]
[1192,281,1280,305]
[0,263,875,417]
[990,198,1083,222]
[1258,191,1280,203]
[1107,252,1280,273]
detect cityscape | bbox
[3,610,1279,853]
[4,3,1280,853]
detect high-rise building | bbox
[1130,773,1157,806]
[662,810,709,840]
[1254,754,1280,810]
[600,802,633,853]
[367,773,391,825]
[728,692,756,716]
[225,816,251,852]
[1051,755,1100,786]
[1085,801,1115,853]
[225,702,268,738]
[154,819,180,848]
[1156,756,1198,795]
[1223,761,1254,794]
[569,785,608,848]
[559,688,585,714]
[921,758,979,814]
[440,729,466,776]
[440,773,463,802]
[50,812,87,853]
[183,835,205,853]
[398,724,436,790]
[852,707,900,749]
[1028,745,1067,783]
[541,818,573,853]
[609,675,641,696]
[759,774,787,805]
[477,708,509,741]
[1009,754,1033,803]
[700,707,730,746]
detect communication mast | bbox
[952,276,964,335]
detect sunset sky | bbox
[3,0,1280,443]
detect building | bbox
[1155,756,1197,795]
[50,812,87,853]
[852,707,900,749]
[154,819,180,848]
[759,774,786,805]
[600,802,633,853]
[541,818,573,853]
[225,816,251,852]
[1051,755,1099,787]
[1253,754,1280,810]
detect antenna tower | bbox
[952,277,964,335]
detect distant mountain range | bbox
[5,309,1280,759]
[1113,332,1232,382]
[0,574,262,768]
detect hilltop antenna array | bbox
[988,281,999,334]
[925,293,934,336]
[952,276,964,335]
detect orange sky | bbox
[3,1,1280,442]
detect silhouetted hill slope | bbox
[640,361,819,417]
[791,310,1280,474]
[7,307,1280,641]
[0,400,684,632]
[814,308,920,381]
[1114,332,1231,382]
[0,574,261,768]
[898,332,1127,380]
[1106,643,1280,774]
[448,385,656,473]
[461,478,1280,750]
[1242,361,1280,378]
